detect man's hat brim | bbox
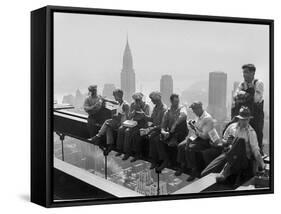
[235,115,253,120]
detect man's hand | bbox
[161,131,170,140]
[140,128,149,136]
[226,135,235,145]
[170,124,176,133]
[188,120,197,133]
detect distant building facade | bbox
[135,170,153,195]
[74,89,84,108]
[62,94,75,106]
[149,181,168,196]
[207,71,227,122]
[135,170,168,196]
[120,37,136,102]
[102,83,116,99]
[160,75,173,105]
[62,89,86,109]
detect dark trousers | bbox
[185,138,211,172]
[116,126,126,152]
[226,138,254,175]
[201,153,227,177]
[130,129,145,156]
[201,147,222,168]
[116,126,139,154]
[250,114,264,153]
[97,118,120,145]
[149,134,169,163]
[87,117,99,137]
[177,138,189,167]
[222,139,255,186]
[149,134,159,163]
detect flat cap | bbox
[242,64,256,72]
[149,91,161,100]
[132,92,144,100]
[189,101,203,109]
[88,85,97,92]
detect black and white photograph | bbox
[51,9,272,204]
[2,0,281,212]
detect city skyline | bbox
[50,10,272,202]
[54,12,270,112]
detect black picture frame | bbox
[31,5,274,208]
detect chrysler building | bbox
[120,36,136,102]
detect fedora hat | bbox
[235,106,253,120]
[189,101,203,109]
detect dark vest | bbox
[231,79,263,119]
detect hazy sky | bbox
[54,12,269,109]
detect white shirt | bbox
[115,101,129,123]
[193,111,214,140]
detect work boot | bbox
[186,175,196,182]
[115,152,122,157]
[103,145,113,156]
[88,135,101,145]
[216,163,231,183]
[156,160,170,173]
[216,174,226,183]
[150,162,158,170]
[186,168,198,182]
[122,154,130,161]
[174,168,183,176]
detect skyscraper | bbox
[135,170,153,195]
[231,81,240,100]
[74,89,84,108]
[120,36,136,102]
[160,75,173,105]
[207,71,227,121]
[149,181,168,196]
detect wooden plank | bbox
[54,158,143,198]
[173,173,218,195]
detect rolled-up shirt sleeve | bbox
[161,111,169,130]
[254,80,264,103]
[144,104,150,116]
[222,123,236,142]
